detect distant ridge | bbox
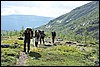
[1,15,53,31]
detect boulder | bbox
[66,41,73,44]
[65,41,76,44]
[18,37,23,40]
[77,44,87,47]
[95,60,99,66]
[1,44,10,48]
[53,43,57,46]
[14,42,18,44]
[56,38,63,41]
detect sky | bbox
[1,1,92,18]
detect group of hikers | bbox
[23,27,56,53]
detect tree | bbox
[14,30,18,36]
[6,31,9,36]
[9,31,13,36]
[19,26,24,37]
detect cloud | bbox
[1,1,91,17]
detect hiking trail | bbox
[16,51,28,66]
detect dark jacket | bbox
[24,30,31,40]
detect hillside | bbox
[36,1,99,41]
[1,15,53,31]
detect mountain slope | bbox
[36,1,99,40]
[1,15,53,31]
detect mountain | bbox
[36,1,99,41]
[1,15,53,31]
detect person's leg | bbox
[35,42,36,47]
[52,36,53,44]
[53,36,55,43]
[28,39,30,53]
[37,42,38,47]
[35,42,38,47]
[33,38,35,47]
[52,36,54,44]
[24,40,26,52]
[42,38,45,44]
[40,37,41,44]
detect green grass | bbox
[2,39,24,45]
[1,36,98,66]
[26,45,96,66]
[1,48,21,66]
[1,36,23,66]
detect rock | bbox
[89,44,94,47]
[79,47,85,51]
[14,42,18,44]
[47,52,52,55]
[90,42,95,45]
[10,44,19,48]
[77,44,87,47]
[53,43,57,46]
[49,42,51,43]
[95,61,99,66]
[56,38,63,41]
[1,44,10,48]
[65,41,73,44]
[18,37,23,40]
[45,38,51,43]
[44,44,52,46]
[56,42,62,45]
[77,40,81,43]
[73,42,77,44]
[65,41,76,45]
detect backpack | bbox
[29,28,33,39]
[52,32,56,36]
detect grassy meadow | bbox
[1,36,99,66]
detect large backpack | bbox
[29,28,33,39]
[41,31,45,38]
[52,32,56,36]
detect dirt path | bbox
[16,51,28,66]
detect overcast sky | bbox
[1,1,92,17]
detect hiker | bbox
[52,31,56,44]
[34,30,39,47]
[23,28,33,53]
[40,30,46,45]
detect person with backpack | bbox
[34,30,39,47]
[40,30,46,45]
[52,31,56,45]
[23,28,33,54]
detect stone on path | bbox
[16,52,28,66]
